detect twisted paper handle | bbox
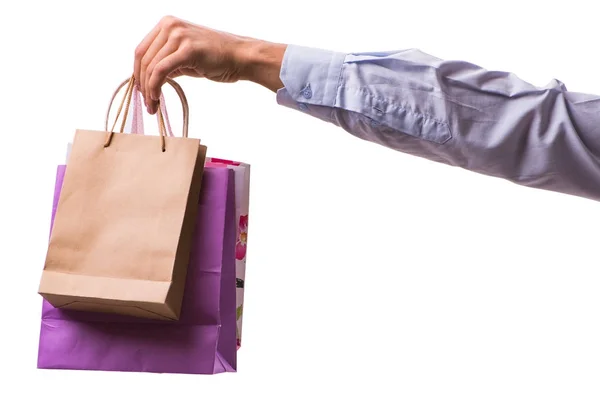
[106,76,189,138]
[104,75,168,151]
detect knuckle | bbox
[154,62,166,74]
[160,15,180,29]
[153,64,169,81]
[140,55,151,68]
[134,45,145,59]
[170,27,186,41]
[179,41,193,53]
[160,15,174,25]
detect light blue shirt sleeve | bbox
[276,44,600,202]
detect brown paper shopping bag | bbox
[39,76,207,320]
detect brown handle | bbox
[104,76,168,151]
[105,77,190,138]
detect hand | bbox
[134,16,287,114]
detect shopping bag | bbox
[38,164,238,374]
[39,77,207,321]
[122,87,252,348]
[206,158,250,348]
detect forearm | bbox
[237,38,286,92]
[273,44,600,202]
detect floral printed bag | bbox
[205,158,250,348]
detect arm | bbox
[250,44,600,202]
[136,16,600,202]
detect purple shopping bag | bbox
[37,164,238,374]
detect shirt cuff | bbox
[276,44,347,108]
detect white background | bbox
[1,0,600,398]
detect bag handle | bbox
[104,75,169,151]
[105,76,189,138]
[129,86,175,137]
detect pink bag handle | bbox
[130,87,175,137]
[131,87,145,134]
[105,77,188,137]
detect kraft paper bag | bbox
[38,77,207,320]
[38,164,237,374]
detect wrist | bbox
[234,38,287,92]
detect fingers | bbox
[144,41,178,113]
[134,24,161,90]
[135,17,192,114]
[147,50,190,113]
[139,29,169,111]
